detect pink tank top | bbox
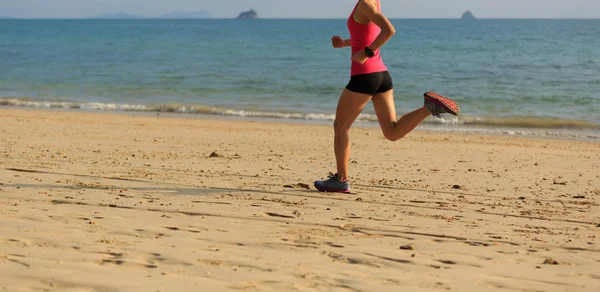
[347,0,388,76]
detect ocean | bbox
[1,19,599,140]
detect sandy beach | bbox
[0,108,599,292]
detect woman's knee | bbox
[333,119,351,134]
[382,127,405,141]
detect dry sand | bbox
[0,108,599,292]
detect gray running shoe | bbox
[423,91,460,118]
[314,173,350,193]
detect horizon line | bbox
[2,17,600,20]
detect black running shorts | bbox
[345,71,394,96]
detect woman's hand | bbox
[331,36,346,48]
[351,50,368,64]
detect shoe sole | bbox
[314,183,351,193]
[424,91,460,116]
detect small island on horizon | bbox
[237,9,258,19]
[461,10,477,20]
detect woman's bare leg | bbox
[371,89,430,141]
[333,89,372,181]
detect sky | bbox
[2,0,600,19]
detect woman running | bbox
[314,0,460,193]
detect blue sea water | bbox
[1,19,599,140]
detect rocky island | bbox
[237,9,258,19]
[461,10,477,20]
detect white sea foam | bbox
[1,98,598,141]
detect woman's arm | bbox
[358,0,395,51]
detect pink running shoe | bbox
[424,91,460,118]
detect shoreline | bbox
[2,105,599,143]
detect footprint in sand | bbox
[165,226,205,233]
[197,258,273,272]
[326,252,379,268]
[3,253,30,267]
[326,242,345,248]
[1,238,31,247]
[97,251,159,269]
[262,212,295,218]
